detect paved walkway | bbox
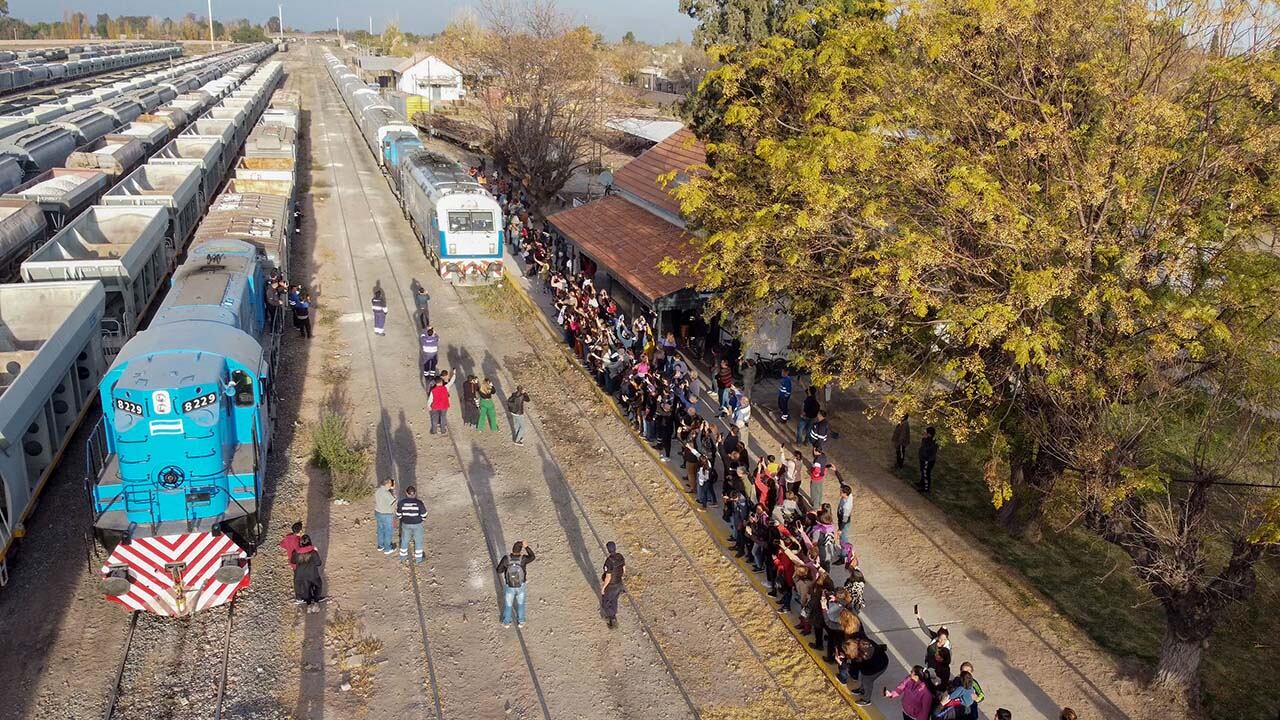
[501,259,1128,720]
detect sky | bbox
[7,0,698,43]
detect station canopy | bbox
[549,195,699,304]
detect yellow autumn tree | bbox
[680,0,1280,700]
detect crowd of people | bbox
[502,205,1045,719]
[264,268,315,340]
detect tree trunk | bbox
[1153,630,1203,702]
[996,452,1047,542]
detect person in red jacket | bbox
[773,535,797,609]
[430,370,453,435]
[279,521,303,569]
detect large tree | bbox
[679,0,826,47]
[678,0,1280,699]
[607,34,651,85]
[474,0,614,213]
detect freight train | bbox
[323,51,505,285]
[0,43,181,96]
[0,44,279,591]
[88,62,297,616]
[0,43,299,609]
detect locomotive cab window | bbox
[230,370,255,407]
[447,211,494,233]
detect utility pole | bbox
[207,0,215,45]
[336,16,341,42]
[368,16,373,35]
[277,3,283,43]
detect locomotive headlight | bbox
[213,554,246,585]
[103,565,132,597]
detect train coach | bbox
[0,44,183,95]
[400,150,505,284]
[323,51,505,285]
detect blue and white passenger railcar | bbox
[400,150,504,285]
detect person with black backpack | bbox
[495,540,536,628]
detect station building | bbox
[546,127,708,342]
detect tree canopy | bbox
[230,24,268,44]
[472,0,617,212]
[679,0,867,47]
[679,0,1280,698]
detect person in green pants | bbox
[477,378,500,432]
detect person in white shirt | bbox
[837,483,855,546]
[373,478,397,554]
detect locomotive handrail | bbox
[83,416,111,519]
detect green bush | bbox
[310,413,371,501]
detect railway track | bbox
[308,58,447,720]
[101,603,237,720]
[314,48,818,717]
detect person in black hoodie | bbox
[838,636,889,706]
[916,610,953,692]
[918,426,939,492]
[656,397,676,459]
[798,387,821,445]
[809,410,831,451]
[291,535,324,613]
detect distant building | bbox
[635,65,692,96]
[395,55,465,103]
[356,55,402,88]
[606,117,685,146]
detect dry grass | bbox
[326,610,385,699]
[309,412,371,501]
[321,356,350,386]
[317,306,341,328]
[464,277,531,321]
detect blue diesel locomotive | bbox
[89,238,278,616]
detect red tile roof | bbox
[549,195,699,303]
[611,127,705,217]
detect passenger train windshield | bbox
[447,211,495,233]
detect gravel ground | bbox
[0,414,123,720]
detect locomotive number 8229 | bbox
[114,398,144,415]
[182,392,218,413]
